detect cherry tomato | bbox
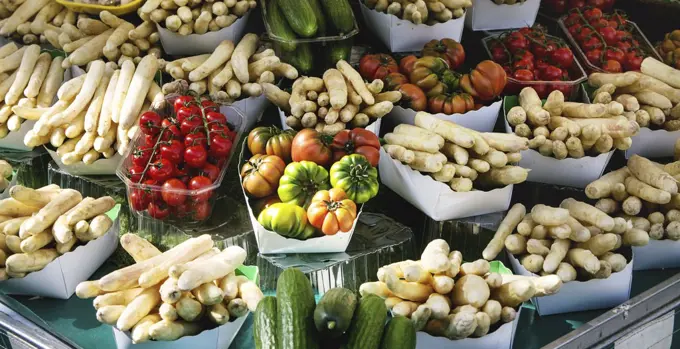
[209,123,230,134]
[583,7,602,21]
[161,178,187,206]
[505,32,528,53]
[144,134,158,147]
[161,119,181,141]
[583,37,603,51]
[148,200,170,219]
[206,111,227,125]
[143,179,162,201]
[490,46,509,64]
[209,134,233,158]
[201,99,219,113]
[173,96,195,114]
[541,65,563,81]
[172,201,191,218]
[189,176,213,202]
[139,111,161,136]
[200,163,220,182]
[615,41,632,53]
[184,145,207,168]
[132,146,153,167]
[576,28,593,43]
[535,59,550,72]
[513,50,534,62]
[159,140,183,164]
[513,58,534,71]
[512,69,535,81]
[501,65,513,76]
[128,165,145,182]
[532,42,555,58]
[589,18,608,29]
[129,190,150,211]
[585,48,602,66]
[191,200,211,221]
[148,158,174,182]
[602,59,622,73]
[176,105,201,124]
[598,27,617,46]
[180,117,203,135]
[184,131,208,149]
[551,47,574,69]
[624,52,643,71]
[615,30,632,43]
[604,47,625,64]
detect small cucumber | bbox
[314,288,357,338]
[380,316,416,349]
[319,0,354,34]
[276,268,319,349]
[254,296,277,349]
[278,0,318,37]
[266,0,297,52]
[345,295,388,349]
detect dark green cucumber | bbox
[327,39,353,65]
[314,288,357,338]
[380,316,416,349]
[254,296,277,349]
[285,44,314,74]
[276,268,318,349]
[345,295,388,349]
[277,0,318,37]
[318,0,354,34]
[306,0,327,36]
[267,0,297,51]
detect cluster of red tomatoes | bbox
[563,8,645,73]
[126,96,236,221]
[488,27,576,97]
[542,0,614,16]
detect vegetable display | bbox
[484,202,635,283]
[76,234,263,343]
[384,112,530,192]
[26,57,163,163]
[0,186,115,280]
[656,29,680,70]
[162,35,299,104]
[138,0,254,36]
[272,60,398,134]
[587,60,680,132]
[363,40,508,115]
[254,267,416,349]
[360,239,561,340]
[586,155,680,241]
[119,94,239,222]
[507,86,638,159]
[483,27,582,98]
[0,160,11,192]
[362,0,470,25]
[561,9,656,73]
[0,43,64,140]
[242,126,379,239]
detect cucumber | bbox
[254,296,277,349]
[278,0,318,37]
[314,288,357,338]
[327,39,353,65]
[276,268,319,349]
[285,44,314,74]
[267,0,297,52]
[319,0,354,34]
[380,316,416,349]
[345,295,388,349]
[307,0,327,36]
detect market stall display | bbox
[76,234,263,344]
[482,28,586,99]
[274,61,395,134]
[360,239,560,342]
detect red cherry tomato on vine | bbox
[201,99,219,112]
[513,50,534,62]
[191,201,211,221]
[209,123,230,134]
[200,163,220,182]
[505,33,528,53]
[583,7,602,21]
[143,179,162,201]
[624,52,643,71]
[144,134,158,147]
[603,48,625,64]
[598,27,617,46]
[185,145,208,168]
[128,165,145,182]
[206,111,227,125]
[139,111,161,136]
[173,96,195,114]
[513,58,534,72]
[615,41,632,53]
[185,131,208,149]
[541,65,563,81]
[583,37,603,51]
[160,140,184,164]
[550,47,574,69]
[535,59,550,72]
[603,59,622,73]
[512,69,534,81]
[490,46,508,63]
[161,119,181,141]
[180,117,203,136]
[176,105,201,124]
[129,190,150,211]
[161,178,187,206]
[149,159,174,182]
[585,49,602,66]
[189,176,213,202]
[615,30,632,43]
[209,134,233,158]
[148,200,170,219]
[132,146,153,167]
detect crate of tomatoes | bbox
[558,9,661,73]
[540,0,615,18]
[116,96,245,225]
[482,27,587,99]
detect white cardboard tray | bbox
[416,307,521,349]
[156,12,250,56]
[633,239,680,271]
[465,0,540,31]
[359,2,465,52]
[279,107,382,135]
[46,148,123,176]
[0,218,119,299]
[379,147,513,221]
[502,103,613,188]
[625,128,680,159]
[233,94,269,132]
[508,251,633,316]
[390,100,501,132]
[112,315,247,349]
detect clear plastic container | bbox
[482,33,587,100]
[260,0,359,74]
[55,0,143,16]
[116,100,246,228]
[558,16,661,74]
